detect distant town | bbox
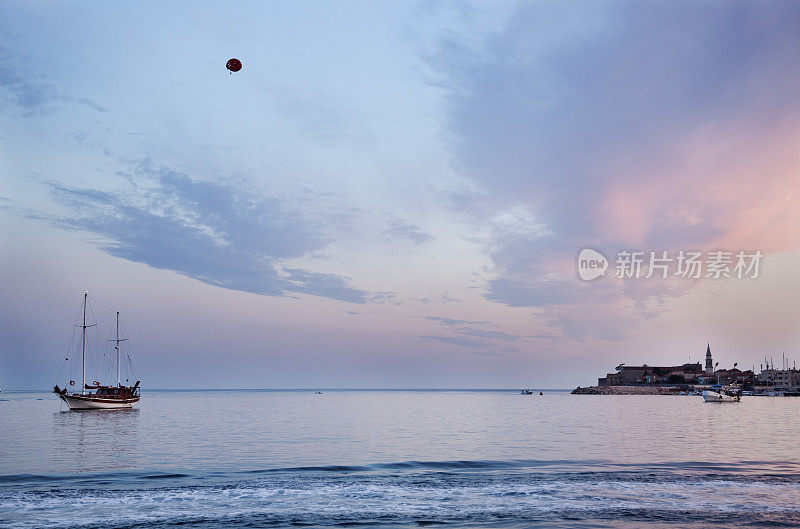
[574,344,800,395]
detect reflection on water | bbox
[51,408,140,473]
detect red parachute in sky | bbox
[226,58,242,74]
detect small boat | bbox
[702,384,741,402]
[520,389,534,395]
[53,293,140,410]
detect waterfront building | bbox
[595,344,793,388]
[707,369,757,386]
[598,362,704,386]
[758,369,800,388]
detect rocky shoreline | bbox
[571,385,692,395]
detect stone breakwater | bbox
[571,385,687,395]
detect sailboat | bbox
[53,293,140,410]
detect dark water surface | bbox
[1,390,798,528]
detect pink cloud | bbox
[596,117,800,255]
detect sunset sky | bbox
[1,1,799,389]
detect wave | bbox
[1,476,799,528]
[1,461,800,528]
[246,458,800,476]
[2,458,800,488]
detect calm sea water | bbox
[1,390,799,528]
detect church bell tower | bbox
[705,343,713,374]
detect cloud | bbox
[283,268,366,304]
[459,327,519,343]
[0,63,107,114]
[424,316,489,326]
[423,315,522,346]
[75,97,108,113]
[414,292,460,304]
[42,162,367,303]
[421,335,485,348]
[366,291,398,304]
[440,291,459,303]
[485,278,582,308]
[0,65,56,111]
[382,215,434,244]
[432,2,800,340]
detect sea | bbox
[1,389,799,528]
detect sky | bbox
[1,1,799,389]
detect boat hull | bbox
[59,393,139,410]
[702,390,740,402]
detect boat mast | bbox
[80,292,97,395]
[116,312,120,386]
[112,312,127,387]
[82,292,87,395]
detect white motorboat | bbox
[53,293,140,410]
[702,384,741,402]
